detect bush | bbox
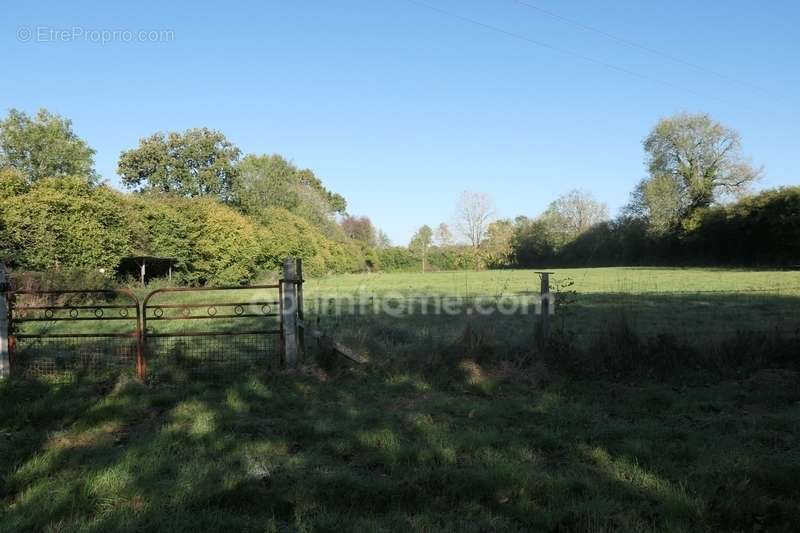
[182,199,264,285]
[0,176,133,271]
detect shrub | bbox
[183,199,264,285]
[0,176,133,271]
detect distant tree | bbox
[340,215,376,246]
[233,154,345,230]
[626,174,685,234]
[434,223,453,247]
[118,128,241,202]
[543,189,608,245]
[0,108,96,183]
[511,218,558,266]
[483,219,515,268]
[638,113,760,225]
[454,191,495,269]
[376,229,392,249]
[409,225,433,272]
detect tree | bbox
[340,215,376,247]
[434,223,453,247]
[376,230,392,249]
[118,128,241,202]
[0,176,132,270]
[483,219,515,268]
[234,154,346,231]
[0,108,96,183]
[641,113,760,220]
[454,191,495,269]
[626,175,685,234]
[542,189,608,245]
[409,225,433,272]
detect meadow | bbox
[2,267,800,531]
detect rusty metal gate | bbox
[141,284,284,381]
[3,260,305,382]
[6,289,143,381]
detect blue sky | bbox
[2,0,798,244]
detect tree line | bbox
[401,113,798,270]
[1,108,797,284]
[0,109,382,283]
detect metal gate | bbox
[2,260,305,382]
[141,284,284,381]
[6,289,143,381]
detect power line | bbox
[400,0,743,106]
[510,0,770,95]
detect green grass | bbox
[3,267,800,530]
[2,367,799,532]
[304,267,800,297]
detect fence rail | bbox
[1,259,307,382]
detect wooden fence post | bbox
[0,264,10,379]
[281,258,300,368]
[296,258,305,362]
[535,271,553,347]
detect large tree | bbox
[233,154,346,230]
[454,191,495,268]
[640,113,760,225]
[542,189,609,245]
[0,108,96,183]
[409,225,433,272]
[118,128,241,202]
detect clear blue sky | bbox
[2,0,798,244]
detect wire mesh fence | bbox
[144,333,281,383]
[10,336,139,383]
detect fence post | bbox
[281,257,300,368]
[0,264,9,379]
[535,271,553,347]
[296,258,305,362]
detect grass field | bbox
[2,267,800,531]
[304,267,800,296]
[2,365,799,532]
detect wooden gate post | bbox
[281,258,300,368]
[0,264,10,379]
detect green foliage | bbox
[0,176,133,270]
[234,154,346,231]
[124,194,196,275]
[377,245,473,272]
[512,187,800,268]
[409,225,433,271]
[0,108,96,184]
[640,112,759,222]
[118,128,241,202]
[0,167,29,196]
[249,207,368,276]
[482,219,515,268]
[681,187,800,266]
[181,199,264,285]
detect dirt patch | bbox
[46,421,124,452]
[459,359,488,385]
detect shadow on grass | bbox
[1,363,799,532]
[2,290,799,531]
